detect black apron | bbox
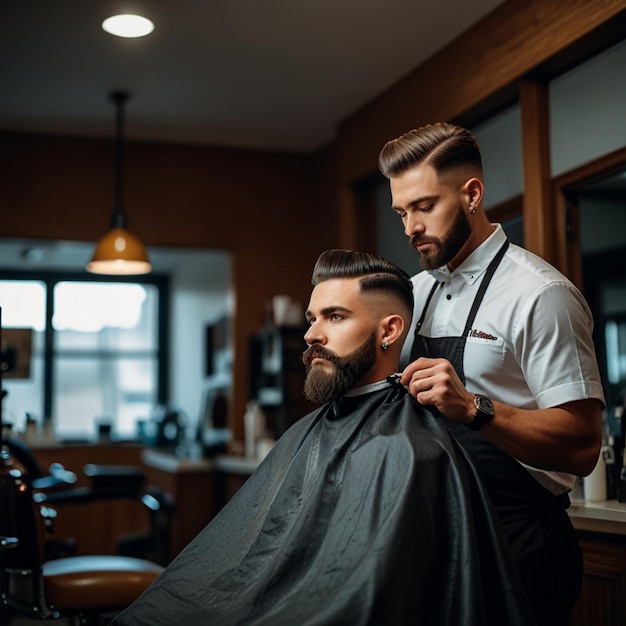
[410,239,582,626]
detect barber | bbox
[378,122,604,626]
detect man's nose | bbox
[304,324,324,346]
[404,211,425,237]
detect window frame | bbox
[0,268,170,430]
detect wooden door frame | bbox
[553,146,626,287]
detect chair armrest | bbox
[84,464,146,498]
[31,463,77,490]
[0,535,19,549]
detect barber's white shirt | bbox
[402,224,605,493]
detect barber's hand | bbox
[400,357,474,424]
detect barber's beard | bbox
[302,332,377,404]
[409,202,471,270]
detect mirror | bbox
[578,169,626,408]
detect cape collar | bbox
[328,375,403,420]
[343,374,400,397]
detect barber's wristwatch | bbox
[467,395,494,431]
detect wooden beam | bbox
[519,80,554,262]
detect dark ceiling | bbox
[0,0,506,153]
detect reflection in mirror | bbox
[579,169,626,408]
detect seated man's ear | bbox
[380,314,405,348]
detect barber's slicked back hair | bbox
[378,122,482,179]
[311,249,414,315]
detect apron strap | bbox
[462,239,510,337]
[414,280,440,336]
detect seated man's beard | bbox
[302,331,377,404]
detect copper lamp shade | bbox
[87,91,152,276]
[87,227,152,275]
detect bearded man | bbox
[110,249,535,626]
[378,123,605,626]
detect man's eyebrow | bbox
[392,194,438,211]
[305,305,352,319]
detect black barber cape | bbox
[111,384,536,626]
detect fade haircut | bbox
[377,122,482,180]
[311,249,414,318]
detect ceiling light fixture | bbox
[87,91,152,276]
[102,14,155,38]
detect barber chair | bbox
[0,444,165,624]
[4,435,174,565]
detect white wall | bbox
[550,39,626,177]
[167,248,232,433]
[472,104,523,208]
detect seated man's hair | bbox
[311,249,414,315]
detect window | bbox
[0,272,168,441]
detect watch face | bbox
[475,395,494,416]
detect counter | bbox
[567,500,626,625]
[141,448,215,558]
[141,448,214,473]
[213,454,259,475]
[568,498,626,535]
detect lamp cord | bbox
[111,91,129,229]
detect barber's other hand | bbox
[400,357,474,424]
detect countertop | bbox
[568,499,626,535]
[142,448,214,473]
[213,455,260,475]
[141,449,260,475]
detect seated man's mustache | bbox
[410,233,437,247]
[302,344,337,366]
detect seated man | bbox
[111,249,535,626]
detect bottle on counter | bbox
[244,400,266,459]
[619,445,626,503]
[23,413,39,446]
[584,449,607,502]
[604,435,617,500]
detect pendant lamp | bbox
[87,91,151,275]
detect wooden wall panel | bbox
[337,0,626,185]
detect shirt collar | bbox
[428,224,506,286]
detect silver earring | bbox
[470,206,476,215]
[382,342,389,351]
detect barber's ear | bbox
[462,177,484,211]
[380,314,405,347]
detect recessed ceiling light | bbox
[102,14,155,38]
